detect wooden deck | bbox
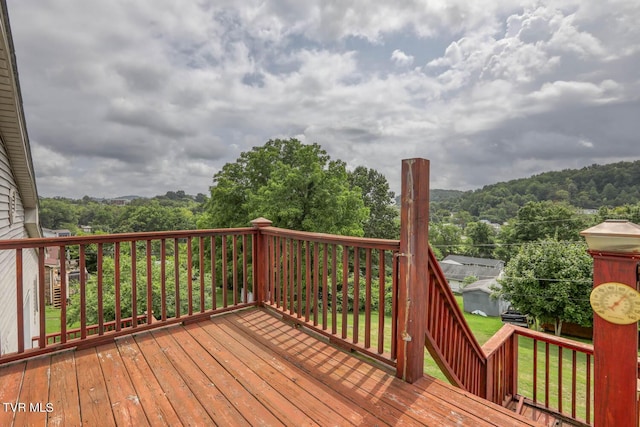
[0,308,543,426]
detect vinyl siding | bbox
[0,137,38,355]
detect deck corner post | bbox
[396,158,429,383]
[581,220,640,427]
[251,217,273,306]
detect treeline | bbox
[433,160,640,223]
[39,191,207,234]
[39,139,401,240]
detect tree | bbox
[66,246,217,326]
[497,239,593,335]
[114,201,196,233]
[39,198,79,229]
[497,201,588,261]
[429,223,463,258]
[347,166,399,239]
[199,138,368,236]
[464,221,496,258]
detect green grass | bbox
[43,287,239,336]
[45,306,80,334]
[453,296,504,344]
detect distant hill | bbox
[430,189,465,202]
[433,160,640,223]
[394,189,465,206]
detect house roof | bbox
[441,255,504,268]
[45,246,60,266]
[462,278,501,294]
[438,262,503,282]
[0,1,40,237]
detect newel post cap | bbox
[580,219,640,253]
[250,217,273,228]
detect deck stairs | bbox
[52,284,62,308]
[424,246,583,426]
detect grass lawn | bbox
[43,287,238,336]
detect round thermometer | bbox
[590,282,640,325]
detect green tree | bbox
[66,243,232,326]
[114,201,196,233]
[498,201,588,261]
[199,138,368,236]
[498,239,593,335]
[347,166,399,239]
[464,221,496,258]
[429,223,463,258]
[39,198,79,229]
[602,183,618,203]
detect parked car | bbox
[500,307,530,328]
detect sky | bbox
[6,0,640,199]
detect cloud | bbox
[391,49,414,66]
[5,0,640,198]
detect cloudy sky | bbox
[7,0,640,198]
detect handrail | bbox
[427,247,486,357]
[0,227,258,364]
[32,314,149,345]
[0,227,256,250]
[258,226,400,367]
[423,246,487,396]
[482,324,597,424]
[260,226,400,250]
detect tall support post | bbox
[581,220,640,427]
[251,217,273,306]
[396,158,430,383]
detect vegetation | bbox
[494,201,589,262]
[498,239,593,335]
[39,191,203,233]
[348,166,399,239]
[199,138,366,235]
[432,160,640,223]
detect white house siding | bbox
[0,139,39,356]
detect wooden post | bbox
[582,220,640,427]
[396,158,429,383]
[590,253,638,427]
[251,217,273,306]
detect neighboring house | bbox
[461,278,510,317]
[0,2,41,355]
[42,227,72,237]
[53,228,71,237]
[439,255,504,293]
[41,227,56,238]
[44,246,69,308]
[109,198,131,206]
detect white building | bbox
[0,2,41,355]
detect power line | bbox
[431,241,586,248]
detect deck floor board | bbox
[0,308,543,426]
[48,352,81,427]
[233,309,526,426]
[116,335,182,426]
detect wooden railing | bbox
[256,224,400,367]
[32,314,149,345]
[0,228,257,364]
[425,247,487,396]
[482,324,595,425]
[1,156,625,425]
[31,313,152,348]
